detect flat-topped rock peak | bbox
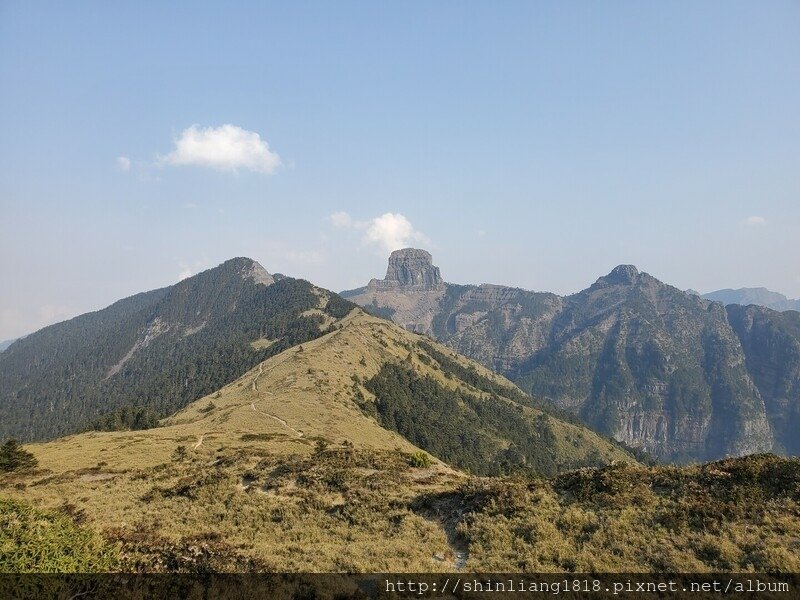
[370,248,444,290]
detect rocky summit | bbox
[344,249,800,463]
[342,249,448,333]
[372,248,444,290]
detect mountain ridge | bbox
[345,249,800,462]
[0,257,354,442]
[703,287,800,312]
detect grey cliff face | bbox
[375,248,443,289]
[343,249,447,334]
[243,260,275,287]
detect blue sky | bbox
[1,1,799,339]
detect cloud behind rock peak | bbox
[329,211,428,254]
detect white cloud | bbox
[744,216,767,226]
[178,266,193,281]
[365,213,428,254]
[328,211,428,254]
[116,156,131,171]
[160,124,282,173]
[183,202,198,209]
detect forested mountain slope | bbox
[0,258,354,441]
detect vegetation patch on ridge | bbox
[0,498,119,572]
[363,362,598,477]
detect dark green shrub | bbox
[0,439,37,473]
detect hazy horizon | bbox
[2,2,799,340]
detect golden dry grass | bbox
[1,309,638,572]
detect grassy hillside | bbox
[0,310,636,571]
[432,453,800,572]
[5,310,797,573]
[3,446,798,572]
[0,498,120,572]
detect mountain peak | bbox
[243,259,275,286]
[215,257,274,286]
[378,248,443,289]
[604,264,640,285]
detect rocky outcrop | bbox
[243,260,275,286]
[343,249,447,334]
[603,264,641,285]
[370,248,443,290]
